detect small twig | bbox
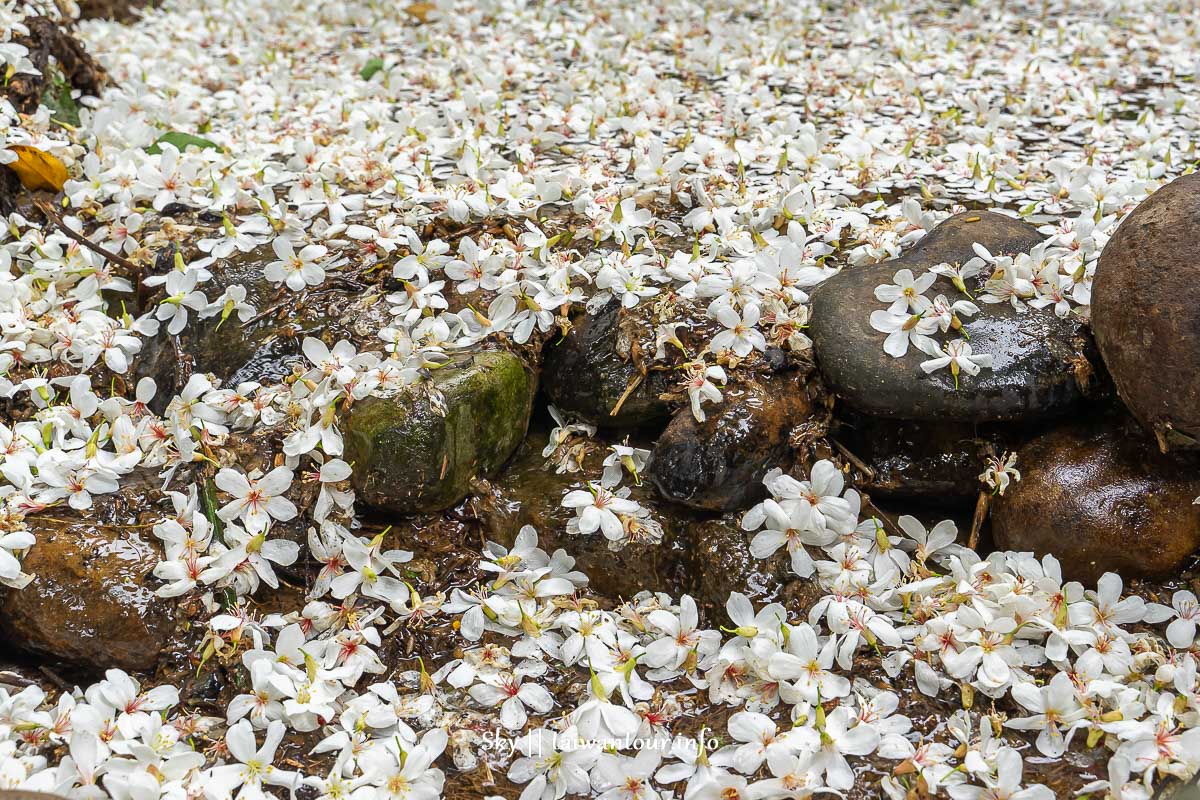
[23,517,158,527]
[863,493,906,540]
[968,490,991,551]
[36,200,142,277]
[0,670,35,688]
[609,373,644,417]
[322,276,368,292]
[173,335,193,390]
[38,665,72,692]
[832,438,876,482]
[241,296,293,328]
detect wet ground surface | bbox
[6,401,1198,798]
[3,3,1199,794]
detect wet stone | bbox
[991,415,1200,584]
[810,211,1096,422]
[478,424,821,623]
[900,210,1046,266]
[1155,773,1200,800]
[209,285,391,388]
[542,300,673,428]
[648,368,829,512]
[0,507,175,672]
[1093,173,1200,452]
[188,249,308,384]
[833,409,1015,502]
[476,432,691,605]
[679,516,825,623]
[344,349,537,514]
[138,246,391,390]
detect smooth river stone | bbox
[810,211,1096,422]
[648,367,828,511]
[0,517,175,671]
[1093,173,1200,451]
[991,415,1200,583]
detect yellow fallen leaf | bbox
[5,145,69,192]
[405,2,437,21]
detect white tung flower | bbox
[919,338,993,388]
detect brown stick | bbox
[0,670,35,688]
[36,200,142,277]
[173,335,193,392]
[609,373,644,417]
[863,493,906,540]
[968,490,991,551]
[38,665,72,691]
[832,438,876,482]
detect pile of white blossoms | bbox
[2,0,1200,797]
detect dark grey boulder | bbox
[810,211,1096,422]
[832,409,1015,502]
[542,300,673,428]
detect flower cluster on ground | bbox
[1,0,1199,797]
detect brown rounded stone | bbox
[990,415,1200,584]
[1093,173,1200,452]
[0,516,175,671]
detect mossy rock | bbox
[345,350,537,514]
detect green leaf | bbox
[42,68,80,128]
[201,476,226,546]
[215,586,238,613]
[360,57,385,80]
[146,131,222,155]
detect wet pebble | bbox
[542,300,674,428]
[833,409,1017,503]
[679,516,826,622]
[648,368,829,511]
[135,246,393,392]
